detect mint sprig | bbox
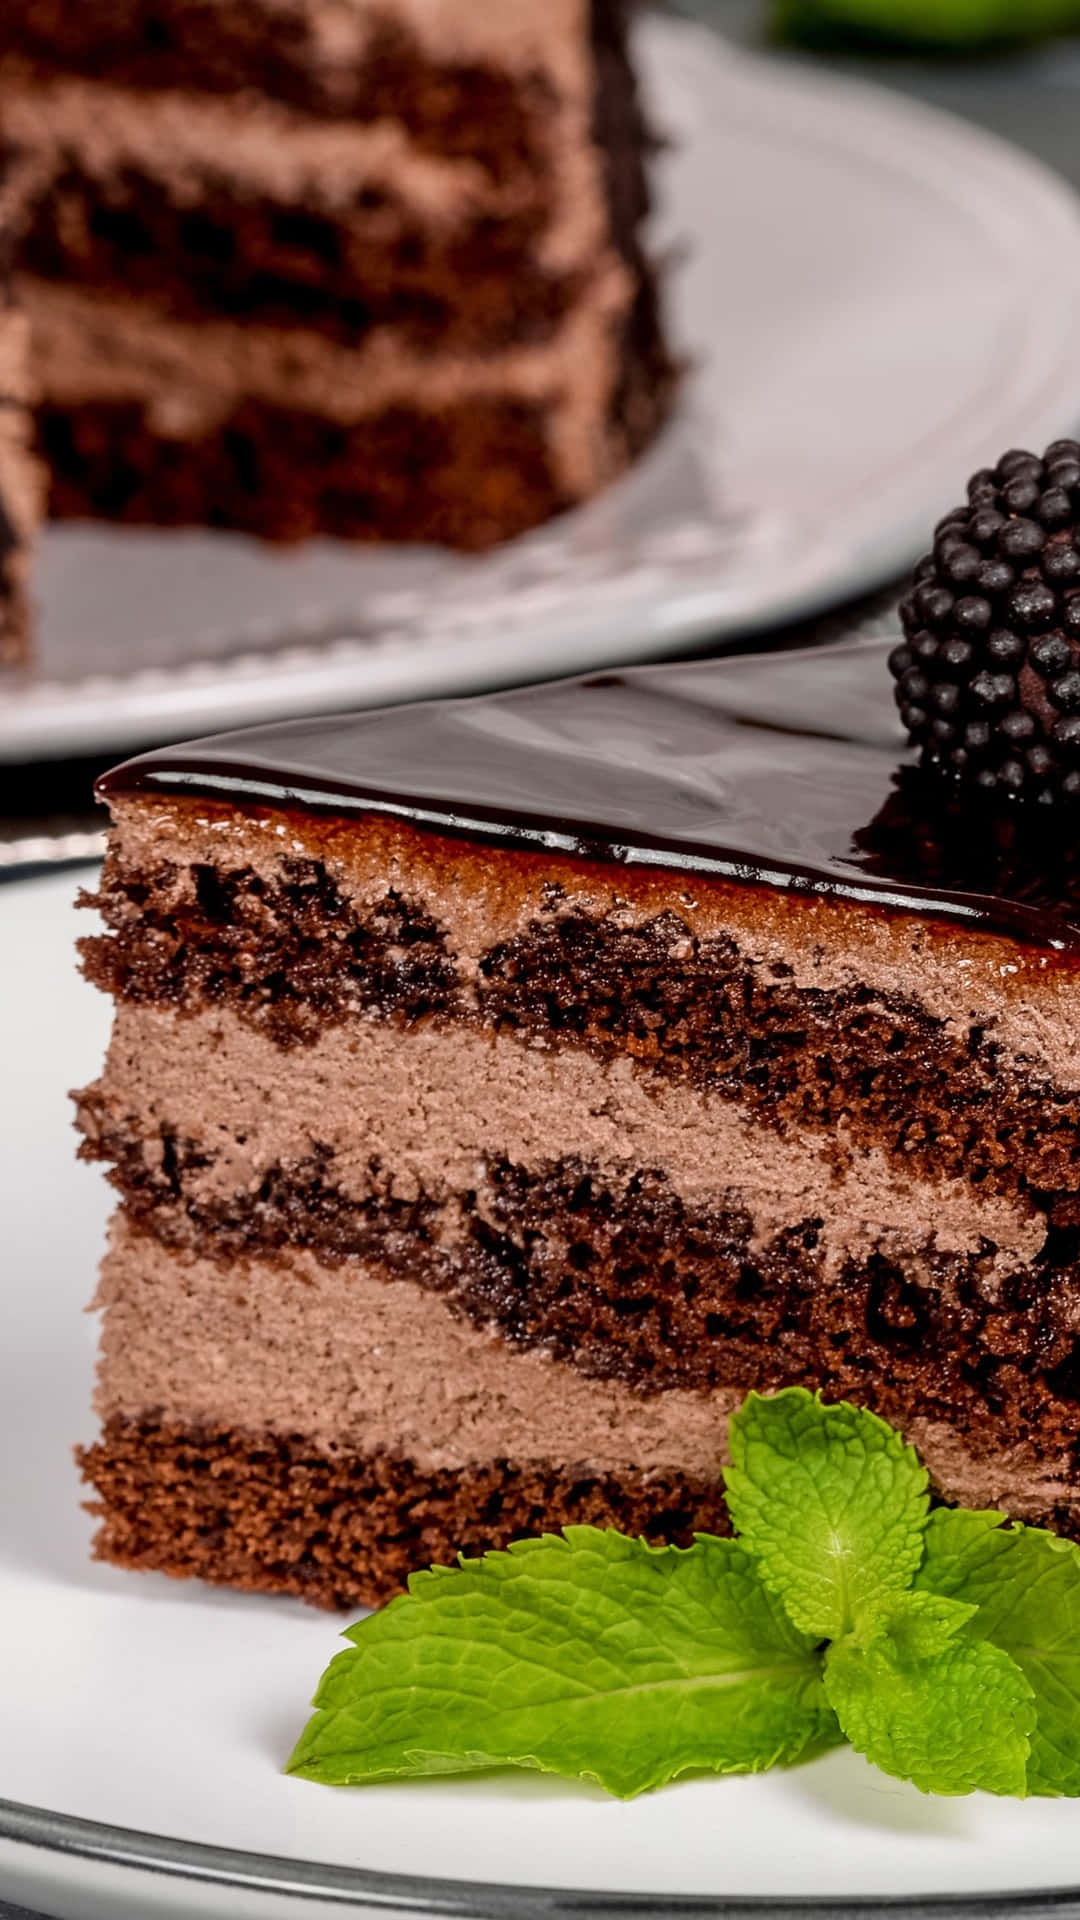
[724,1389,928,1638]
[823,1590,1035,1797]
[288,1388,1080,1802]
[916,1508,1080,1796]
[288,1531,840,1797]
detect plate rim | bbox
[4,1792,1080,1918]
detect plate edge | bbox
[3,1796,1080,1918]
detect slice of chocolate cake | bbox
[0,1,673,548]
[0,152,40,666]
[75,635,1080,1608]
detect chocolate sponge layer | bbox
[2,4,559,172]
[0,164,41,665]
[82,838,1080,1214]
[80,1103,1077,1462]
[21,164,583,352]
[40,392,571,547]
[3,0,673,546]
[77,778,1080,1608]
[78,1418,734,1610]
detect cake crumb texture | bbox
[77,651,1080,1607]
[0,305,40,668]
[0,0,674,547]
[78,1419,733,1610]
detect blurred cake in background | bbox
[0,152,41,666]
[0,1,674,551]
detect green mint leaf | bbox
[773,0,1080,55]
[824,1590,1035,1797]
[725,1389,929,1638]
[916,1507,1080,1796]
[287,1528,840,1798]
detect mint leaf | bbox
[725,1389,929,1639]
[917,1507,1080,1796]
[287,1528,840,1798]
[824,1590,1035,1796]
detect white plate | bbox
[6,15,1080,762]
[6,869,1080,1920]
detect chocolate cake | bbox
[0,1,673,549]
[0,153,41,667]
[74,635,1080,1608]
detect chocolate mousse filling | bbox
[78,1215,1080,1610]
[78,1124,1080,1457]
[3,0,673,546]
[21,166,582,351]
[76,641,1080,1604]
[0,180,40,665]
[3,8,557,170]
[80,857,1080,1210]
[0,70,572,350]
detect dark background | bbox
[689,0,1080,190]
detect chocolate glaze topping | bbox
[99,637,1080,951]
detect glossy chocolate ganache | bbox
[99,637,1080,951]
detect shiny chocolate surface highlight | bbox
[99,638,1080,951]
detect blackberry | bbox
[890,438,1080,802]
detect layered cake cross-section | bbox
[0,151,41,667]
[0,0,673,549]
[75,638,1080,1608]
